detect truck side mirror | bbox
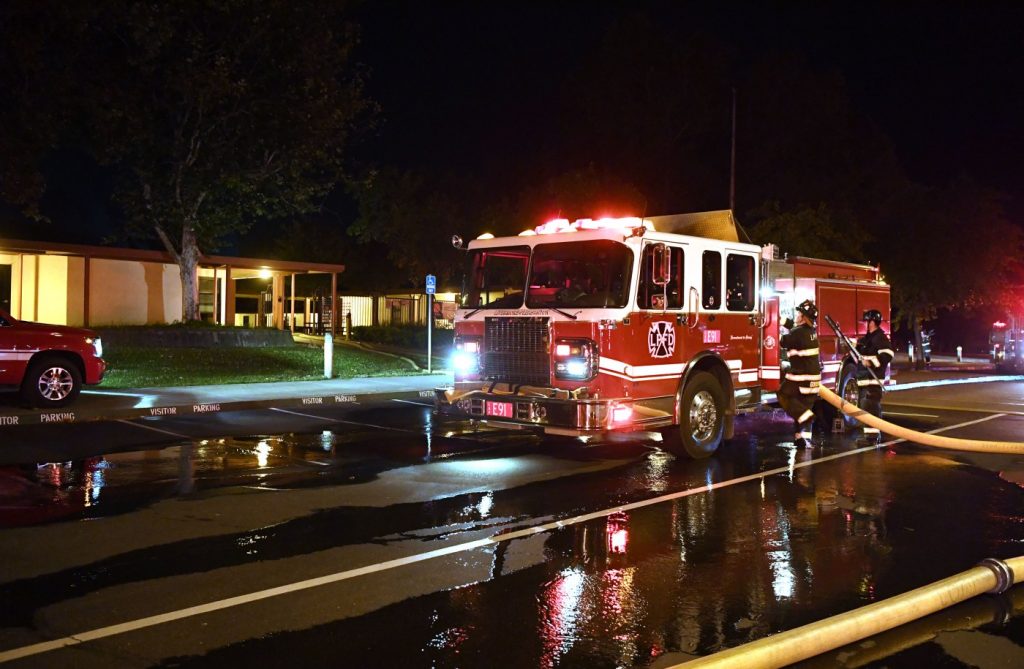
[652,243,671,286]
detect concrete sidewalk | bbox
[0,372,453,428]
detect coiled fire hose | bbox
[671,387,1024,668]
[674,556,1023,669]
[818,386,1024,454]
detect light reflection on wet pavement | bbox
[1,406,1022,668]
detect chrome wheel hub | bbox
[37,367,74,401]
[688,390,718,442]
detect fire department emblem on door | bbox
[648,321,676,358]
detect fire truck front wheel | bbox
[664,371,725,459]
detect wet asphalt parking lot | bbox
[0,385,1022,668]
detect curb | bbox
[0,388,440,428]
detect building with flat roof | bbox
[0,238,346,332]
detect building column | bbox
[272,273,285,330]
[211,266,219,324]
[225,266,236,327]
[330,272,337,336]
[83,255,91,327]
[289,273,296,333]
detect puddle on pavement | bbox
[148,416,1024,669]
[0,430,428,528]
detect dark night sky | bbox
[11,1,1024,243]
[355,0,1024,220]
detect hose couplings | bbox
[977,557,1016,594]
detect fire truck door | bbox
[761,295,781,391]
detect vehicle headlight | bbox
[87,337,103,358]
[452,335,482,378]
[554,338,598,380]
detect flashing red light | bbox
[555,343,571,357]
[534,216,646,235]
[612,405,633,423]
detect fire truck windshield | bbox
[463,246,530,309]
[526,240,632,308]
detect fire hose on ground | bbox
[671,387,1024,668]
[674,555,1023,669]
[818,385,1024,455]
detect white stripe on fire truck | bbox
[0,351,34,361]
[726,359,742,370]
[599,357,628,373]
[760,368,781,379]
[737,372,758,383]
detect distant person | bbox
[854,309,895,444]
[779,300,822,448]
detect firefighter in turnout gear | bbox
[855,309,895,444]
[779,300,822,448]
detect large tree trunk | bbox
[179,225,200,322]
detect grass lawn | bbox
[101,345,419,388]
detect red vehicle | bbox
[435,212,890,457]
[0,308,106,407]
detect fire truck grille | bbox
[483,317,550,387]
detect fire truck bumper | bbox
[434,384,673,437]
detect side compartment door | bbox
[761,295,781,391]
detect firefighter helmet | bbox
[862,309,883,325]
[796,299,818,323]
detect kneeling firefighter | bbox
[779,299,822,448]
[854,309,895,444]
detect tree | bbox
[879,178,1021,367]
[748,201,869,261]
[2,1,374,320]
[349,169,468,287]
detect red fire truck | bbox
[435,211,890,457]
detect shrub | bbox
[351,325,453,349]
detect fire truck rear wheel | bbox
[664,371,725,459]
[837,364,864,429]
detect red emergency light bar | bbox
[534,216,646,235]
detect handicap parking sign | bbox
[425,274,436,295]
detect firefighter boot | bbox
[794,421,814,449]
[856,427,881,447]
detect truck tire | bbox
[21,356,82,408]
[664,371,725,459]
[836,363,864,429]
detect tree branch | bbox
[154,224,182,265]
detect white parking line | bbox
[883,411,940,418]
[115,420,191,440]
[268,407,420,433]
[0,411,1009,664]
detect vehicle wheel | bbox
[21,357,82,408]
[663,371,725,459]
[836,364,864,429]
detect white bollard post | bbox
[908,344,915,364]
[956,345,963,363]
[324,333,334,379]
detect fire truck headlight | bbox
[453,336,482,377]
[554,338,598,380]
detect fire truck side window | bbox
[725,254,755,311]
[702,251,721,309]
[638,245,684,309]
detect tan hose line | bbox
[674,556,1024,669]
[672,387,1024,668]
[818,385,1024,454]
